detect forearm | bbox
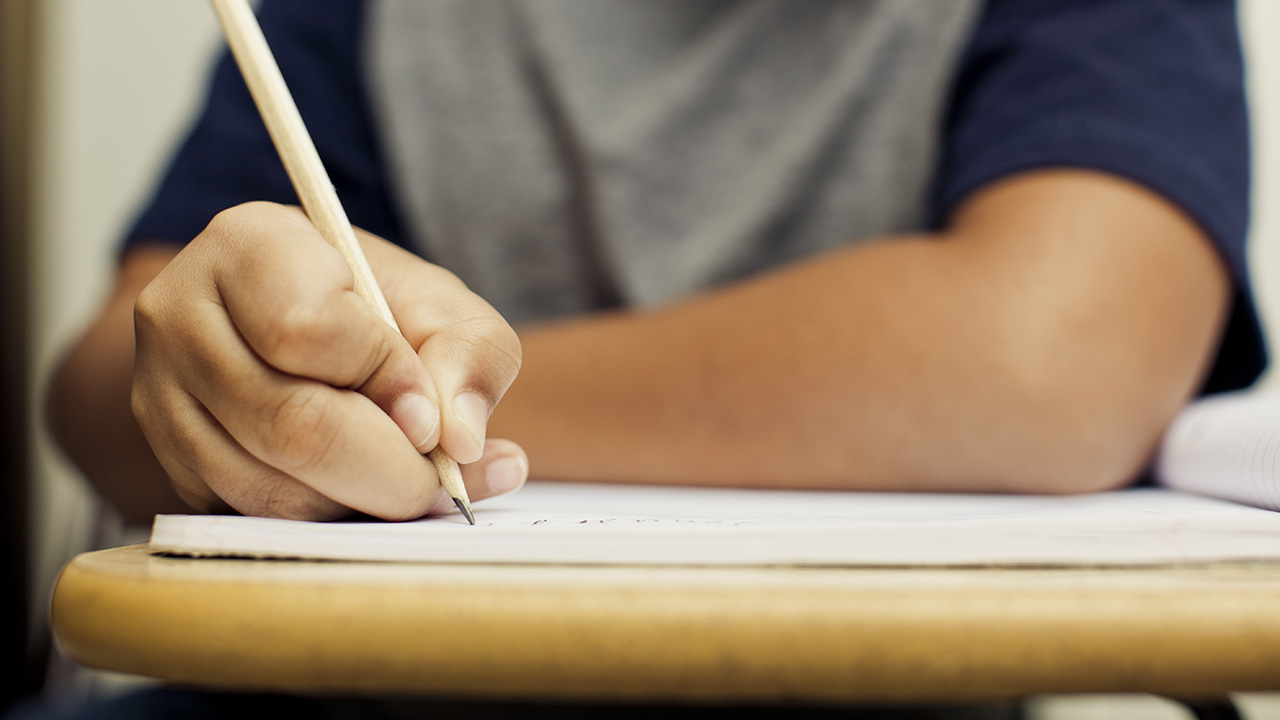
[47,246,189,523]
[489,172,1230,493]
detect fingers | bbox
[137,309,525,521]
[133,203,445,519]
[131,201,524,520]
[361,232,523,464]
[206,204,444,454]
[154,297,445,520]
[131,378,349,521]
[421,315,522,465]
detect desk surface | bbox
[52,545,1280,703]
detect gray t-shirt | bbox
[367,1,982,324]
[126,0,1265,392]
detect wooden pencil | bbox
[208,0,476,524]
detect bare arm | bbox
[49,170,1231,522]
[489,170,1231,493]
[47,245,188,522]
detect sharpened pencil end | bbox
[427,448,475,525]
[454,497,476,525]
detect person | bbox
[46,0,1266,526]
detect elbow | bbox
[992,436,1151,497]
[966,363,1188,497]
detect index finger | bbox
[361,231,523,464]
[182,298,445,520]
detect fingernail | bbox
[453,391,490,459]
[485,455,527,495]
[390,393,438,451]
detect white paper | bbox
[150,481,1280,566]
[1157,390,1280,511]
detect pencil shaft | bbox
[208,0,474,522]
[209,0,391,327]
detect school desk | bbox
[50,543,1280,707]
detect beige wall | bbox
[24,2,1280,714]
[1244,0,1280,390]
[29,0,221,678]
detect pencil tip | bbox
[454,497,476,525]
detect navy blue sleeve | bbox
[932,0,1266,394]
[124,0,404,249]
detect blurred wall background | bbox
[11,0,1280,717]
[23,0,221,706]
[1247,0,1280,374]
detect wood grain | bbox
[52,545,1280,701]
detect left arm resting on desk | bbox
[490,170,1230,494]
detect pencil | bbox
[208,0,477,525]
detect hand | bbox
[130,202,525,520]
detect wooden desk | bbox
[52,545,1280,703]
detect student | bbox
[47,0,1266,525]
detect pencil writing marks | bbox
[480,516,766,529]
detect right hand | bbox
[130,202,526,521]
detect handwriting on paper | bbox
[484,516,768,528]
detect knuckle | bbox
[204,201,279,238]
[130,383,183,459]
[171,479,223,514]
[263,386,343,477]
[132,259,208,350]
[129,383,154,431]
[260,302,333,368]
[227,476,339,521]
[448,315,523,385]
[132,282,165,336]
[134,400,230,515]
[202,202,312,268]
[165,452,230,514]
[157,406,215,481]
[356,329,401,388]
[202,204,251,245]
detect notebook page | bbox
[151,482,1280,565]
[1157,391,1280,511]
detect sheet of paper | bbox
[1157,390,1280,511]
[150,482,1280,566]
